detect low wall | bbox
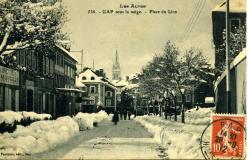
[215,49,246,114]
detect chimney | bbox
[96,69,106,78]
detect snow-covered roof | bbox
[128,73,140,81]
[56,45,78,62]
[75,78,86,88]
[56,88,86,93]
[112,79,129,87]
[212,0,246,13]
[77,68,116,90]
[215,48,246,88]
[78,69,105,83]
[125,83,139,90]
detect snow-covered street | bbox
[27,120,165,159]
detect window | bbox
[32,51,37,70]
[68,66,71,77]
[25,50,29,66]
[56,54,59,65]
[0,86,3,111]
[186,94,191,102]
[82,76,86,80]
[60,56,65,67]
[230,19,241,32]
[106,91,112,97]
[20,50,25,66]
[71,69,75,78]
[106,99,111,106]
[50,59,54,74]
[90,96,95,105]
[65,65,68,76]
[90,86,96,94]
[177,95,182,102]
[4,87,11,110]
[42,55,46,74]
[46,56,49,74]
[91,76,95,80]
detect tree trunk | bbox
[0,31,10,54]
[174,96,177,121]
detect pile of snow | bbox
[184,107,213,125]
[0,111,52,125]
[0,111,23,125]
[73,110,110,130]
[135,107,214,159]
[130,114,135,119]
[108,113,114,121]
[0,116,79,159]
[21,112,52,121]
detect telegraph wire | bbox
[185,0,206,40]
[183,0,203,37]
[182,0,206,48]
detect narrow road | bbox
[28,120,166,159]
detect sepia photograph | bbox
[0,0,246,159]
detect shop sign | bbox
[0,65,19,86]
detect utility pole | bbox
[70,49,84,73]
[81,49,84,72]
[92,59,95,71]
[226,0,231,113]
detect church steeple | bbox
[112,50,121,80]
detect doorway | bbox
[27,89,33,111]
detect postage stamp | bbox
[200,114,246,160]
[211,114,245,158]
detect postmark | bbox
[200,114,246,160]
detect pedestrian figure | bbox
[112,111,119,125]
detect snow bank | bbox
[184,107,213,125]
[0,111,52,125]
[0,116,79,159]
[135,107,214,159]
[73,110,109,130]
[21,112,52,120]
[0,111,23,125]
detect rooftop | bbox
[56,45,78,63]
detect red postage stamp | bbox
[211,114,245,158]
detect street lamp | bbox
[171,90,177,121]
[180,88,185,123]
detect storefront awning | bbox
[56,88,86,93]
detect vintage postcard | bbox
[0,0,246,159]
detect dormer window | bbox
[91,76,95,80]
[82,76,86,80]
[106,91,112,97]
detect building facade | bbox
[15,46,56,115]
[212,0,246,114]
[215,49,246,114]
[212,0,246,73]
[0,45,80,117]
[54,45,81,117]
[77,68,117,113]
[0,65,20,111]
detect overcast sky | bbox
[63,0,223,78]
